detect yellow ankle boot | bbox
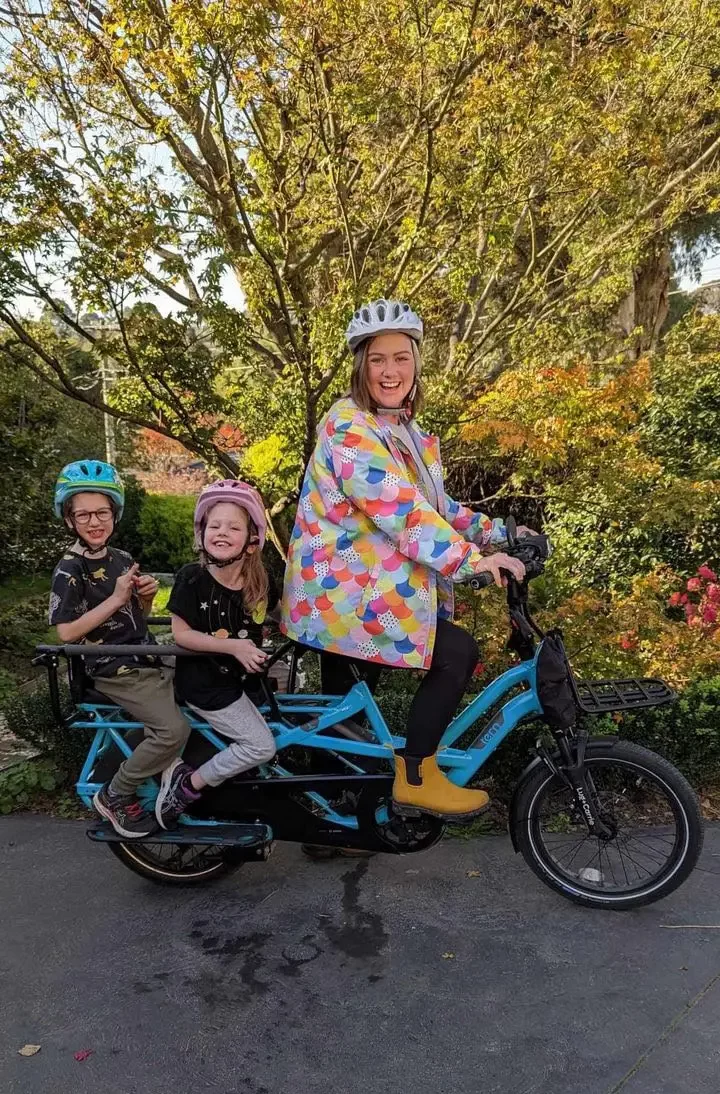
[393,753,490,820]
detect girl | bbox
[155,479,278,829]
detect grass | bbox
[0,572,51,606]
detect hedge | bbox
[135,493,196,572]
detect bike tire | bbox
[513,740,704,909]
[107,841,242,886]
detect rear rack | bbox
[572,677,675,715]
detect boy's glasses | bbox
[73,508,114,526]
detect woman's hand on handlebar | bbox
[476,552,526,587]
[230,639,269,673]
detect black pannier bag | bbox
[535,632,577,730]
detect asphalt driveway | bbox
[1,816,719,1094]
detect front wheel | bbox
[513,740,703,909]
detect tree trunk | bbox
[615,240,671,356]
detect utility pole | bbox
[101,356,117,465]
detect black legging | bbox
[320,619,479,758]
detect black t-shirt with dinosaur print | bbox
[48,547,158,678]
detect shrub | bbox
[0,758,63,815]
[616,675,720,787]
[2,682,94,778]
[112,472,147,561]
[0,591,50,660]
[136,493,196,572]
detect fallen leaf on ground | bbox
[442,952,455,959]
[466,870,481,877]
[74,1050,93,1062]
[18,1045,41,1057]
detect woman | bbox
[281,298,525,820]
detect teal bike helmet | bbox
[54,460,125,519]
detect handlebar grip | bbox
[468,571,495,591]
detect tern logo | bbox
[479,712,505,748]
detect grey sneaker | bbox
[93,784,157,838]
[155,760,201,830]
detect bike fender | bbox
[508,735,620,852]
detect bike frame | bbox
[70,647,543,829]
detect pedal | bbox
[87,820,272,850]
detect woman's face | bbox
[365,332,416,408]
[204,502,252,562]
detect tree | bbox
[0,355,109,578]
[1,0,719,517]
[458,311,720,593]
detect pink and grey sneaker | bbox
[93,784,157,838]
[155,760,202,829]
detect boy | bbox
[49,460,191,838]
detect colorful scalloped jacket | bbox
[280,398,506,670]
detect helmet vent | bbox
[345,298,423,354]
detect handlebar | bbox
[466,516,552,591]
[34,643,195,658]
[32,639,297,673]
[467,571,495,591]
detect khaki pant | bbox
[94,667,191,797]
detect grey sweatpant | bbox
[187,693,276,786]
[93,666,191,797]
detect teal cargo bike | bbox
[34,520,703,908]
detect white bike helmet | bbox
[345,298,423,354]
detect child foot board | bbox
[87,821,272,848]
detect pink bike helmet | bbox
[194,479,267,549]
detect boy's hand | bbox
[229,638,269,673]
[113,562,140,604]
[134,574,159,600]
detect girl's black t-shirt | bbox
[168,563,278,711]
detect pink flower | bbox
[668,592,683,607]
[707,584,720,603]
[620,633,638,651]
[472,662,486,678]
[702,605,718,625]
[687,577,702,593]
[698,565,718,582]
[684,602,698,620]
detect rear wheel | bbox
[108,840,241,885]
[513,740,703,909]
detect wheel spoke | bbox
[121,840,227,877]
[533,756,686,896]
